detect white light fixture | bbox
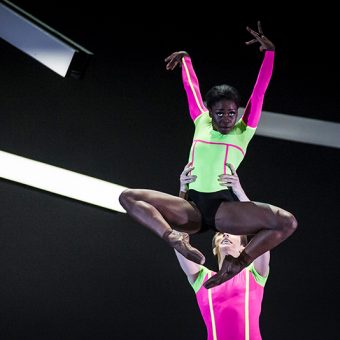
[0,0,93,78]
[0,150,127,213]
[239,109,340,149]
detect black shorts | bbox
[187,189,239,232]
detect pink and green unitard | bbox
[181,51,275,193]
[192,264,268,340]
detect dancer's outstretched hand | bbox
[245,21,275,51]
[165,51,189,71]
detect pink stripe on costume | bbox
[223,145,229,175]
[182,56,208,121]
[189,140,198,176]
[242,51,275,128]
[193,139,245,155]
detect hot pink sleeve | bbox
[181,55,208,121]
[242,51,275,128]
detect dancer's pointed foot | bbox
[164,230,205,265]
[204,251,252,289]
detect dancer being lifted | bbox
[119,21,297,288]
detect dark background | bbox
[0,2,339,339]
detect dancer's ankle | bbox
[162,229,174,241]
[238,250,253,266]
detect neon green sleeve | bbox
[190,266,210,293]
[248,263,269,287]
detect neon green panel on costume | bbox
[188,112,256,193]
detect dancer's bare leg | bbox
[204,201,297,288]
[119,189,205,264]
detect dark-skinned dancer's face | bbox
[209,99,238,134]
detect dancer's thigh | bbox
[124,189,202,230]
[215,201,287,234]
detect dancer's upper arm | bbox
[253,251,270,277]
[175,249,201,284]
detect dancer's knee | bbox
[279,212,298,236]
[119,188,136,208]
